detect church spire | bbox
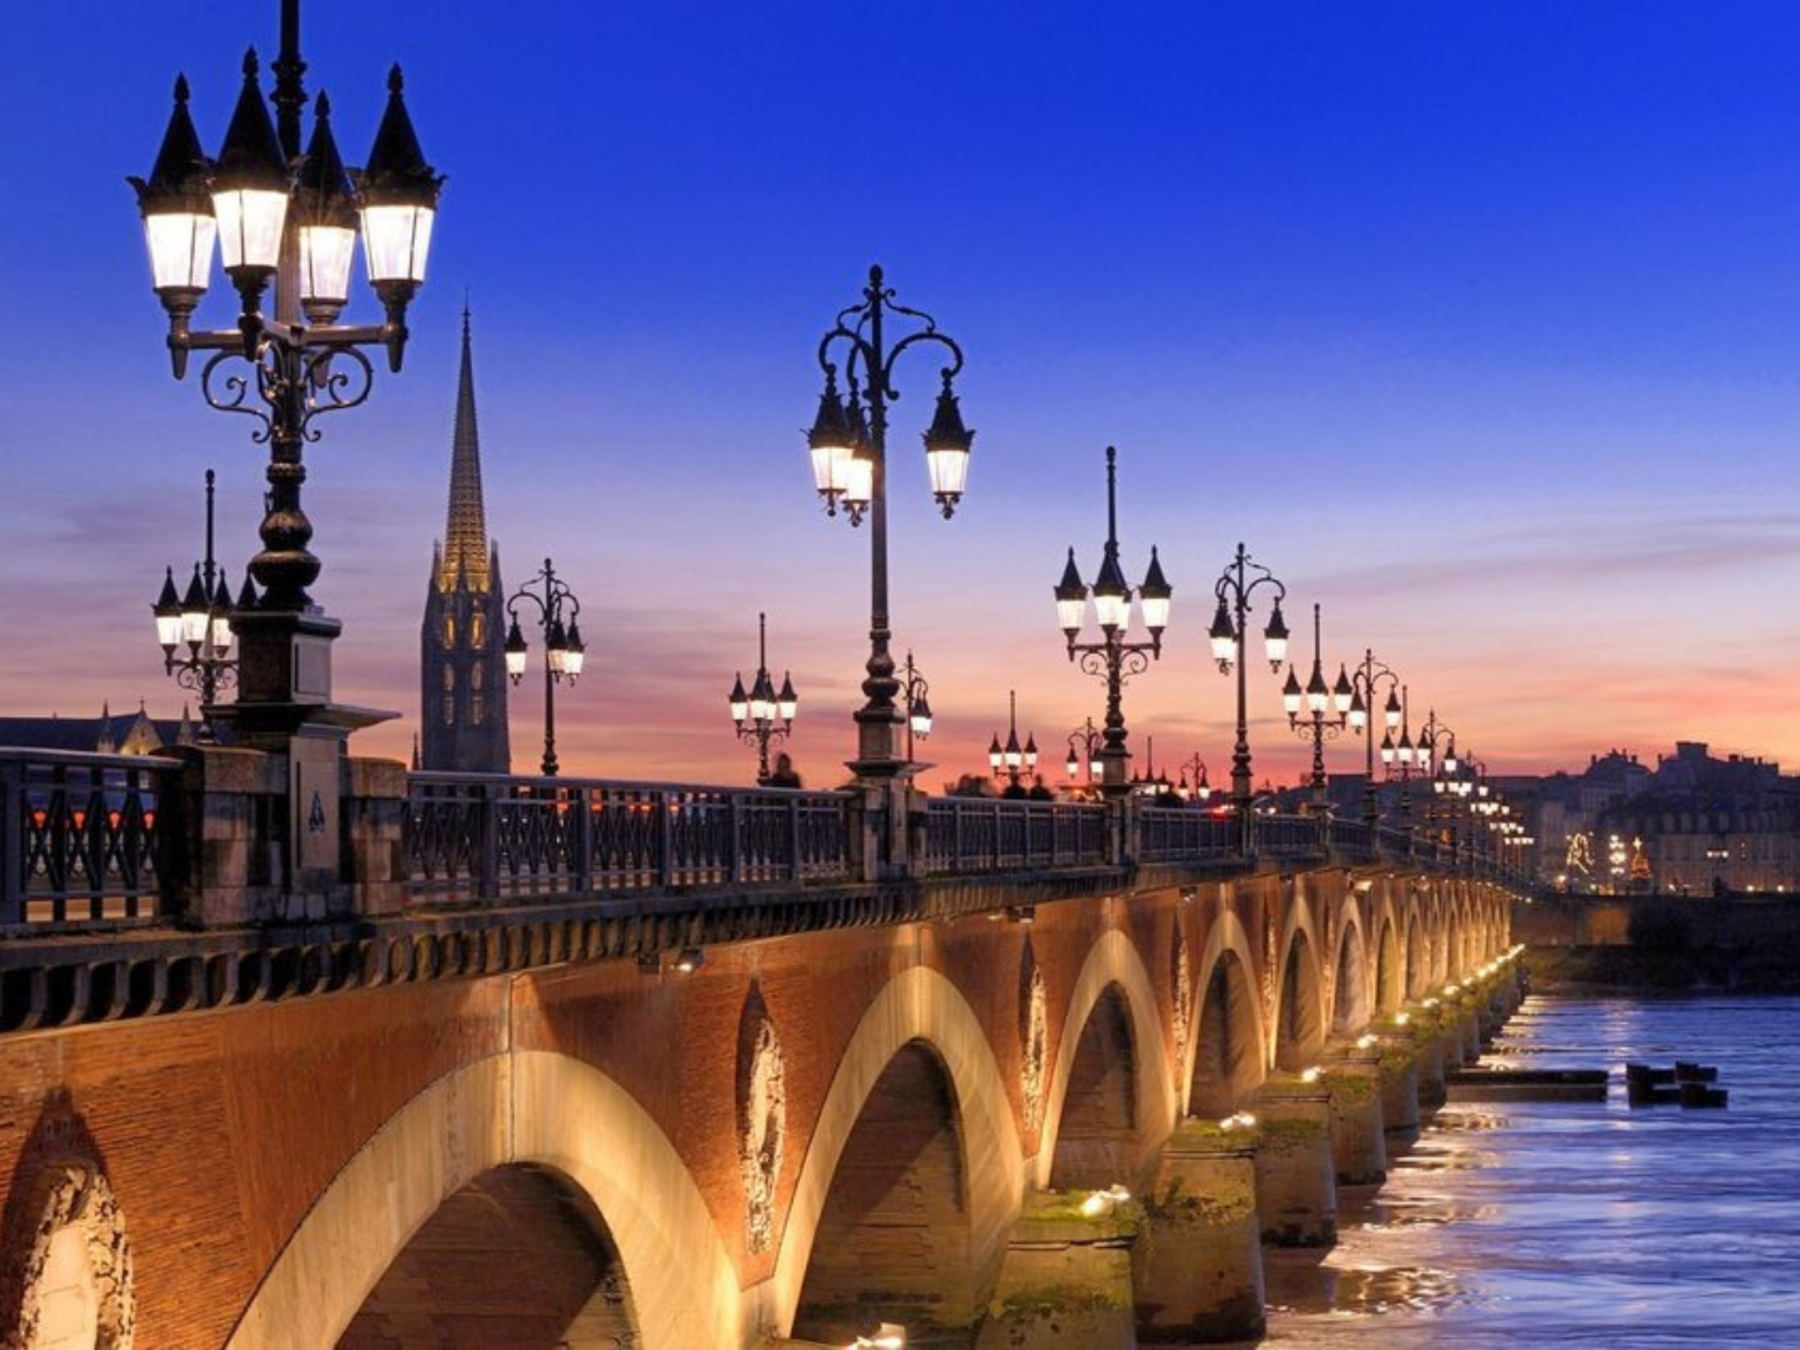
[440,303,491,592]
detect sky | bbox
[2,1,1798,789]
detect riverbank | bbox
[1527,938,1800,994]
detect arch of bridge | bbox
[1329,894,1372,1033]
[769,964,1023,1338]
[1273,881,1328,1067]
[1185,907,1269,1101]
[223,1051,741,1350]
[1032,928,1176,1190]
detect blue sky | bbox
[2,2,1797,783]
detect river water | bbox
[1259,994,1800,1348]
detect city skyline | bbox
[3,2,1799,785]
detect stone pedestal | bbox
[1458,1007,1482,1062]
[1250,1088,1337,1247]
[1379,1055,1420,1146]
[1413,1029,1447,1110]
[1323,1064,1386,1185]
[1133,1124,1264,1345]
[1438,1014,1467,1070]
[976,1193,1138,1350]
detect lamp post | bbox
[1283,603,1350,815]
[1175,753,1213,804]
[729,612,798,784]
[503,558,585,777]
[1055,446,1172,799]
[899,651,933,765]
[806,266,973,781]
[1345,648,1403,826]
[1065,718,1103,789]
[1418,708,1461,849]
[1207,543,1289,825]
[130,0,441,743]
[987,691,1038,796]
[1379,684,1428,826]
[152,469,258,744]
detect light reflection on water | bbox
[1258,995,1800,1348]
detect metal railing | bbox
[1137,807,1237,863]
[406,774,855,905]
[1,750,175,927]
[0,746,1543,926]
[920,798,1109,874]
[1254,812,1329,858]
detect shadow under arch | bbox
[1330,905,1371,1035]
[224,1051,741,1350]
[1275,923,1326,1071]
[1404,908,1425,1000]
[1033,928,1176,1192]
[1186,910,1267,1118]
[337,1161,638,1348]
[771,965,1022,1340]
[1375,906,1403,1014]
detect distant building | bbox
[418,309,511,774]
[1598,742,1800,895]
[0,702,193,755]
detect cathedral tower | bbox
[420,309,511,773]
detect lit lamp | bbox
[129,76,216,374]
[729,613,797,784]
[505,558,585,776]
[150,468,249,743]
[806,266,972,780]
[211,51,292,325]
[923,375,974,517]
[1055,447,1171,797]
[293,92,358,326]
[358,67,445,366]
[1209,542,1290,820]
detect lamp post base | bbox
[206,605,397,909]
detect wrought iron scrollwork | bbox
[298,344,375,439]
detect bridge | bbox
[0,744,1529,1348]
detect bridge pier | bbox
[1250,1084,1337,1247]
[1412,1021,1449,1108]
[1133,1123,1264,1345]
[1321,1050,1387,1185]
[1378,1044,1422,1145]
[975,1192,1139,1350]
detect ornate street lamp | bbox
[1284,603,1349,816]
[729,612,798,784]
[1055,446,1171,798]
[987,691,1038,796]
[1175,753,1213,804]
[806,266,972,780]
[152,469,257,744]
[1345,647,1403,826]
[129,0,442,742]
[1065,718,1103,788]
[1207,542,1288,824]
[1418,708,1461,849]
[504,558,584,777]
[1380,683,1426,824]
[900,651,933,765]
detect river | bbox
[1258,994,1800,1348]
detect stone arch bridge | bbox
[0,751,1528,1348]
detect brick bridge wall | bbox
[0,869,1510,1349]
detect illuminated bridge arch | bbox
[1035,928,1176,1192]
[771,965,1023,1341]
[1185,910,1267,1117]
[224,1052,740,1350]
